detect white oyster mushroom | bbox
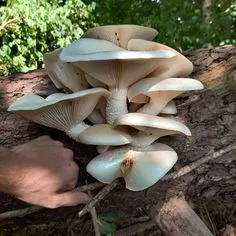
[128,39,193,78]
[77,124,131,146]
[8,90,132,146]
[60,38,176,124]
[128,77,204,115]
[87,142,178,191]
[44,48,89,92]
[7,89,103,139]
[82,24,158,49]
[114,113,191,147]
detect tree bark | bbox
[0,45,236,234]
[202,0,212,23]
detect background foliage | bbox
[0,0,96,75]
[0,0,235,76]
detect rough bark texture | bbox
[0,45,236,234]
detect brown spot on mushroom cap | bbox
[82,24,158,49]
[86,142,178,191]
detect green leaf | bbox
[98,218,117,235]
[99,211,120,223]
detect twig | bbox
[75,182,105,192]
[162,143,236,181]
[86,181,101,236]
[0,206,42,221]
[128,215,150,224]
[114,221,155,236]
[176,94,201,107]
[0,182,104,221]
[90,207,101,236]
[203,203,217,236]
[78,179,121,218]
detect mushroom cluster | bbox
[8,25,204,191]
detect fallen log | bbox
[0,45,236,235]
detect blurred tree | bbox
[0,0,96,75]
[85,0,236,51]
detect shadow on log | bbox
[0,45,236,235]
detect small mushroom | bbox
[82,24,158,49]
[77,124,131,146]
[8,88,110,141]
[114,113,191,147]
[87,97,106,124]
[128,77,204,115]
[87,142,178,191]
[161,100,177,114]
[60,38,176,123]
[44,48,89,91]
[129,100,177,114]
[87,110,106,124]
[128,39,193,78]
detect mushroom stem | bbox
[131,130,178,147]
[137,92,179,115]
[67,122,90,141]
[106,87,128,124]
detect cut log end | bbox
[151,197,214,236]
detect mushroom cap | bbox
[114,113,191,137]
[60,39,175,88]
[128,39,193,78]
[77,124,132,146]
[87,142,178,191]
[44,48,89,92]
[8,88,110,132]
[128,77,204,102]
[8,88,109,111]
[60,38,175,62]
[82,24,158,49]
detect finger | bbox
[36,135,52,142]
[59,178,77,192]
[51,191,91,208]
[61,148,74,160]
[52,140,64,147]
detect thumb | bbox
[52,190,91,208]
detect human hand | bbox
[2,136,90,208]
